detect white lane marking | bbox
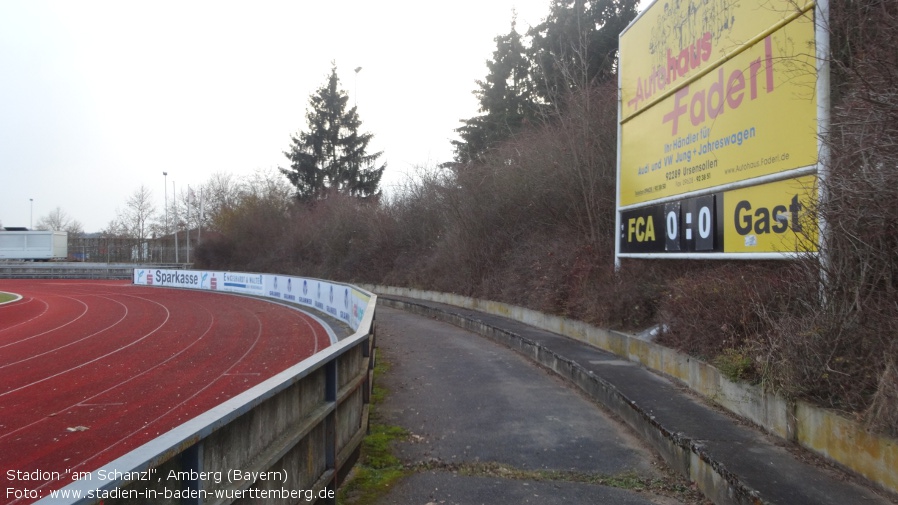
[0,296,86,349]
[0,295,128,371]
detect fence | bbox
[69,234,202,264]
[0,263,176,279]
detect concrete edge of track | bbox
[0,291,23,305]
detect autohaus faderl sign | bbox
[615,0,826,259]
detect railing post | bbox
[180,442,203,505]
[323,359,338,505]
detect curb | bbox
[0,291,23,305]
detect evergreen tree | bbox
[528,0,638,104]
[281,65,385,201]
[453,17,535,163]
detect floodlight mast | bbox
[163,172,168,262]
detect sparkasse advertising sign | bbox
[616,0,825,258]
[133,270,372,332]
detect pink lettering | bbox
[661,35,775,135]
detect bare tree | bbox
[35,207,84,237]
[115,185,157,262]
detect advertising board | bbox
[619,175,817,255]
[616,0,825,259]
[620,12,817,207]
[620,0,815,121]
[133,269,371,332]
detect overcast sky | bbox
[0,0,560,232]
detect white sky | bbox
[0,0,557,232]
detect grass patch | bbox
[712,347,758,383]
[414,461,699,498]
[338,423,410,504]
[0,292,18,304]
[338,350,411,505]
[338,347,707,505]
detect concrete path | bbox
[371,297,896,505]
[372,305,700,505]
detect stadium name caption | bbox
[6,467,288,485]
[80,468,288,485]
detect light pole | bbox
[354,66,362,108]
[173,180,179,264]
[29,198,33,229]
[163,172,169,262]
[186,185,191,264]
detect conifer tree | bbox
[453,17,534,163]
[528,0,638,103]
[281,65,385,201]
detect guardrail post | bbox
[362,334,372,405]
[323,359,338,505]
[180,442,203,505]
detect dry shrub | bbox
[595,260,689,330]
[742,0,898,434]
[814,0,898,433]
[386,83,621,297]
[283,192,397,283]
[656,263,804,360]
[193,233,235,269]
[750,281,898,432]
[197,0,898,433]
[195,195,290,272]
[481,231,588,315]
[551,257,680,331]
[194,169,293,272]
[867,361,898,435]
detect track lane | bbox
[0,280,334,504]
[0,296,130,375]
[0,296,87,349]
[0,297,49,338]
[0,294,170,401]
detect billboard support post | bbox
[815,0,831,295]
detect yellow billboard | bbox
[618,13,817,207]
[722,175,817,253]
[620,0,814,121]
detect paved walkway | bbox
[372,297,896,505]
[373,305,701,505]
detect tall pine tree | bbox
[528,0,638,104]
[452,17,535,164]
[281,65,385,201]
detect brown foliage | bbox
[652,0,898,435]
[655,263,804,358]
[197,2,898,435]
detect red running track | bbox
[0,279,332,504]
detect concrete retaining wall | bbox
[367,285,897,497]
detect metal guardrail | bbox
[0,263,190,280]
[27,273,377,505]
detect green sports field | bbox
[0,292,17,303]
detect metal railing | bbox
[0,263,189,280]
